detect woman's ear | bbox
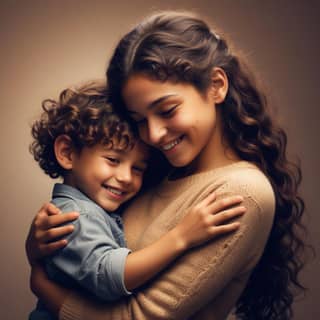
[210,67,228,104]
[54,135,74,170]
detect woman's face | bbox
[122,74,220,171]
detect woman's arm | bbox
[30,263,68,317]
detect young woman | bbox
[26,11,306,320]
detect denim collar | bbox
[52,183,93,203]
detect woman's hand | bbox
[174,192,246,250]
[25,202,79,266]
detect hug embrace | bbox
[26,11,307,320]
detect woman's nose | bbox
[144,119,167,145]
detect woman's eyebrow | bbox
[128,94,178,115]
[147,94,178,110]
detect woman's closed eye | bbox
[130,104,178,125]
[159,105,178,117]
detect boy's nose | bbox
[116,166,132,184]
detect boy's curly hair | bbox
[30,81,135,179]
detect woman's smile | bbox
[123,74,219,170]
[161,136,184,152]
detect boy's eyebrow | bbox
[101,146,124,154]
[128,94,178,114]
[104,147,149,163]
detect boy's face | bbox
[66,140,149,212]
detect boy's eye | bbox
[105,157,119,164]
[132,166,146,175]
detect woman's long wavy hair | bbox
[107,11,308,319]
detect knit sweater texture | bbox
[60,161,275,320]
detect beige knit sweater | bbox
[61,161,275,320]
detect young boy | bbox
[28,81,244,319]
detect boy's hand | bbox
[173,192,246,250]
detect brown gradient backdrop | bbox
[0,1,319,319]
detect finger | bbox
[34,203,62,229]
[45,211,79,228]
[39,202,61,216]
[200,191,216,207]
[46,203,62,216]
[212,206,246,225]
[210,222,241,236]
[39,239,68,256]
[42,225,75,242]
[208,195,244,214]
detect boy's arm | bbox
[124,227,185,290]
[124,192,245,290]
[47,206,131,301]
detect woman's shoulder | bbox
[217,161,274,198]
[175,161,276,219]
[148,161,273,200]
[213,161,276,221]
[176,161,274,197]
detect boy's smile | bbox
[65,140,149,212]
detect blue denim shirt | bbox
[29,183,131,320]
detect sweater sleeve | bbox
[60,169,275,320]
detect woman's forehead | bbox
[123,74,191,112]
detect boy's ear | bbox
[54,135,74,170]
[209,67,229,104]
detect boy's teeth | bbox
[163,138,181,151]
[108,187,123,195]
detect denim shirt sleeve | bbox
[46,200,131,302]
